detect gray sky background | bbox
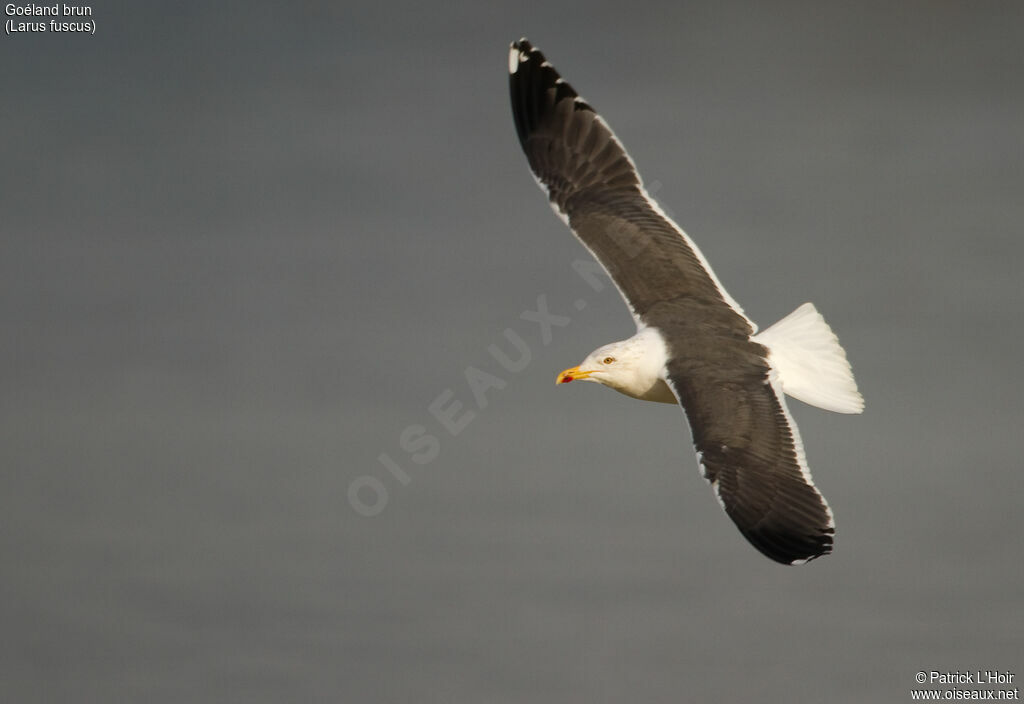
[2,2,1022,702]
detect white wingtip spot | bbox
[509,47,529,74]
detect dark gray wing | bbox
[509,38,752,331]
[662,312,835,564]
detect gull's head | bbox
[556,340,641,390]
[555,330,672,402]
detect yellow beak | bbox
[556,365,593,385]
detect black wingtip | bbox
[750,527,834,566]
[508,38,538,75]
[510,38,537,57]
[733,505,835,565]
[508,39,593,149]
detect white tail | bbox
[753,302,864,414]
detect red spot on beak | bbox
[560,375,573,384]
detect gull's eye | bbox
[602,356,615,364]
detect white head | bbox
[556,329,670,401]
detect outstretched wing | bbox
[663,326,835,564]
[508,38,753,332]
